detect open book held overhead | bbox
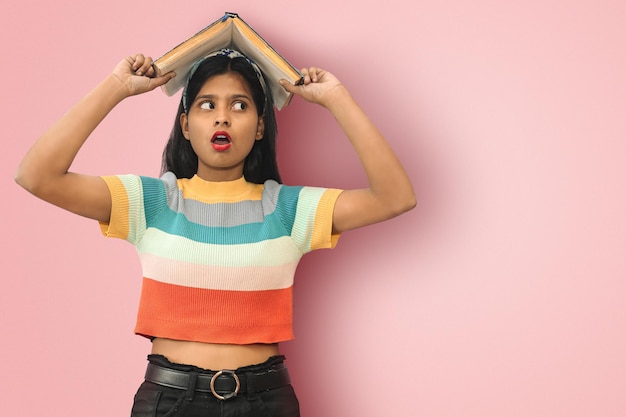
[153,12,304,110]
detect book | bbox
[153,12,303,110]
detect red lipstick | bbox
[211,131,232,151]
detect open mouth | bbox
[211,131,232,151]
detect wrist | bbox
[322,85,353,112]
[100,74,133,103]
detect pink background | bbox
[2,1,625,416]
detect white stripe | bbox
[136,228,303,267]
[292,187,326,252]
[118,175,147,244]
[140,252,298,291]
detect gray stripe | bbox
[162,178,282,228]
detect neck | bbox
[196,166,245,182]
[186,175,253,199]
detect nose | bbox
[214,109,230,126]
[214,118,230,127]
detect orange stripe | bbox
[134,278,294,344]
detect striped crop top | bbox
[99,172,343,344]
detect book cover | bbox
[154,12,303,110]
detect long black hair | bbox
[160,54,281,184]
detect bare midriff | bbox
[150,338,281,370]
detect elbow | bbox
[395,192,417,216]
[404,193,418,213]
[14,165,30,191]
[388,175,417,217]
[15,163,44,197]
[384,189,417,220]
[398,182,418,213]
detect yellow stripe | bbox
[99,176,131,240]
[99,175,147,244]
[311,188,343,250]
[177,177,264,203]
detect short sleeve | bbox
[98,175,147,244]
[289,187,344,253]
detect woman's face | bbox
[180,72,264,181]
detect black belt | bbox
[145,362,291,401]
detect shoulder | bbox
[102,172,174,189]
[262,181,343,215]
[102,172,180,208]
[262,180,304,206]
[137,171,182,194]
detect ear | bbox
[180,113,190,140]
[255,116,265,140]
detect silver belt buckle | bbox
[210,370,241,400]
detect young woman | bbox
[16,49,415,416]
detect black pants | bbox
[131,354,300,417]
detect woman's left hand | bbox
[282,66,416,233]
[280,67,344,107]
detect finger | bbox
[292,66,324,82]
[300,67,313,84]
[150,72,176,88]
[144,62,157,78]
[131,54,146,72]
[301,67,323,84]
[281,79,310,96]
[135,55,154,77]
[308,67,319,83]
[139,56,154,76]
[279,79,297,93]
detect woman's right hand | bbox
[111,54,175,97]
[16,54,175,223]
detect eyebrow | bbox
[194,93,252,102]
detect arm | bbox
[280,68,416,233]
[15,55,175,222]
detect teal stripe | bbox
[137,176,310,245]
[140,176,169,225]
[149,206,290,245]
[274,185,301,234]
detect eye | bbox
[232,101,247,111]
[199,101,215,110]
